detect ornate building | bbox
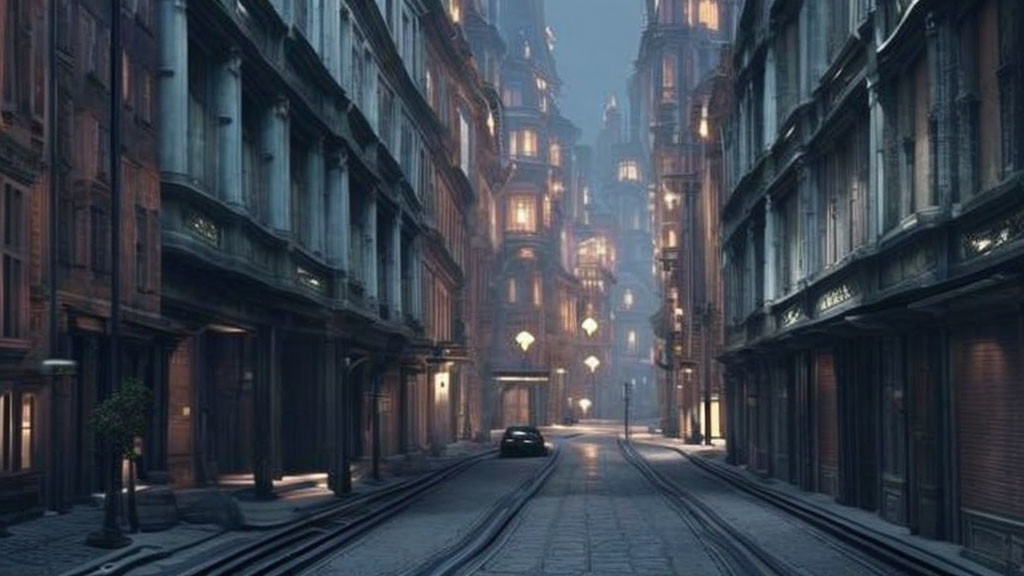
[720,1,1024,572]
[1,0,165,516]
[634,0,734,440]
[477,0,581,428]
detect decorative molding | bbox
[780,305,804,328]
[297,266,326,293]
[960,207,1024,260]
[187,211,220,246]
[817,282,856,314]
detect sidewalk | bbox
[0,440,494,576]
[632,432,1002,576]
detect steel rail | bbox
[649,441,986,576]
[179,449,497,576]
[620,438,802,576]
[407,444,562,576]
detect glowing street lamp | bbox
[584,355,601,419]
[515,330,535,353]
[578,398,592,416]
[581,317,599,337]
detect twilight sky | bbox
[544,0,644,146]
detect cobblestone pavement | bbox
[306,454,550,576]
[631,440,903,576]
[473,430,721,576]
[0,506,108,576]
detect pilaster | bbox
[391,215,402,318]
[217,49,243,207]
[157,0,189,175]
[326,151,351,272]
[265,98,291,234]
[365,193,379,303]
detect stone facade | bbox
[720,1,1024,573]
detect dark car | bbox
[500,426,549,457]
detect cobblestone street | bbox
[473,432,720,576]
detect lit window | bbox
[618,160,640,182]
[20,394,33,470]
[543,195,552,227]
[533,276,542,306]
[509,130,538,158]
[623,289,634,309]
[667,229,677,248]
[508,278,517,303]
[549,142,562,166]
[486,111,495,137]
[698,0,718,30]
[627,330,638,353]
[661,53,676,102]
[448,0,461,23]
[507,195,536,232]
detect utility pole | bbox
[623,381,630,440]
[87,0,126,548]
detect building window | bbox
[19,394,32,470]
[698,0,718,30]
[623,289,634,310]
[122,50,132,106]
[502,81,522,107]
[507,277,517,303]
[2,183,25,339]
[627,330,638,354]
[135,206,149,292]
[378,82,395,149]
[507,195,536,232]
[618,160,640,182]
[549,142,562,166]
[459,110,471,175]
[661,53,677,102]
[188,44,208,184]
[533,276,542,307]
[542,195,552,228]
[90,206,110,274]
[0,392,8,471]
[509,129,538,158]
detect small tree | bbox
[90,378,151,533]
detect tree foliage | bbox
[89,378,152,460]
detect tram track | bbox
[643,440,991,576]
[178,449,499,576]
[620,438,900,576]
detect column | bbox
[264,98,291,233]
[365,193,378,303]
[307,138,326,254]
[217,50,243,206]
[157,0,189,174]
[391,215,402,318]
[763,195,776,301]
[412,238,423,319]
[323,0,342,83]
[326,152,351,272]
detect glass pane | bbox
[20,394,32,470]
[0,393,8,471]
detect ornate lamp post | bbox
[584,355,600,419]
